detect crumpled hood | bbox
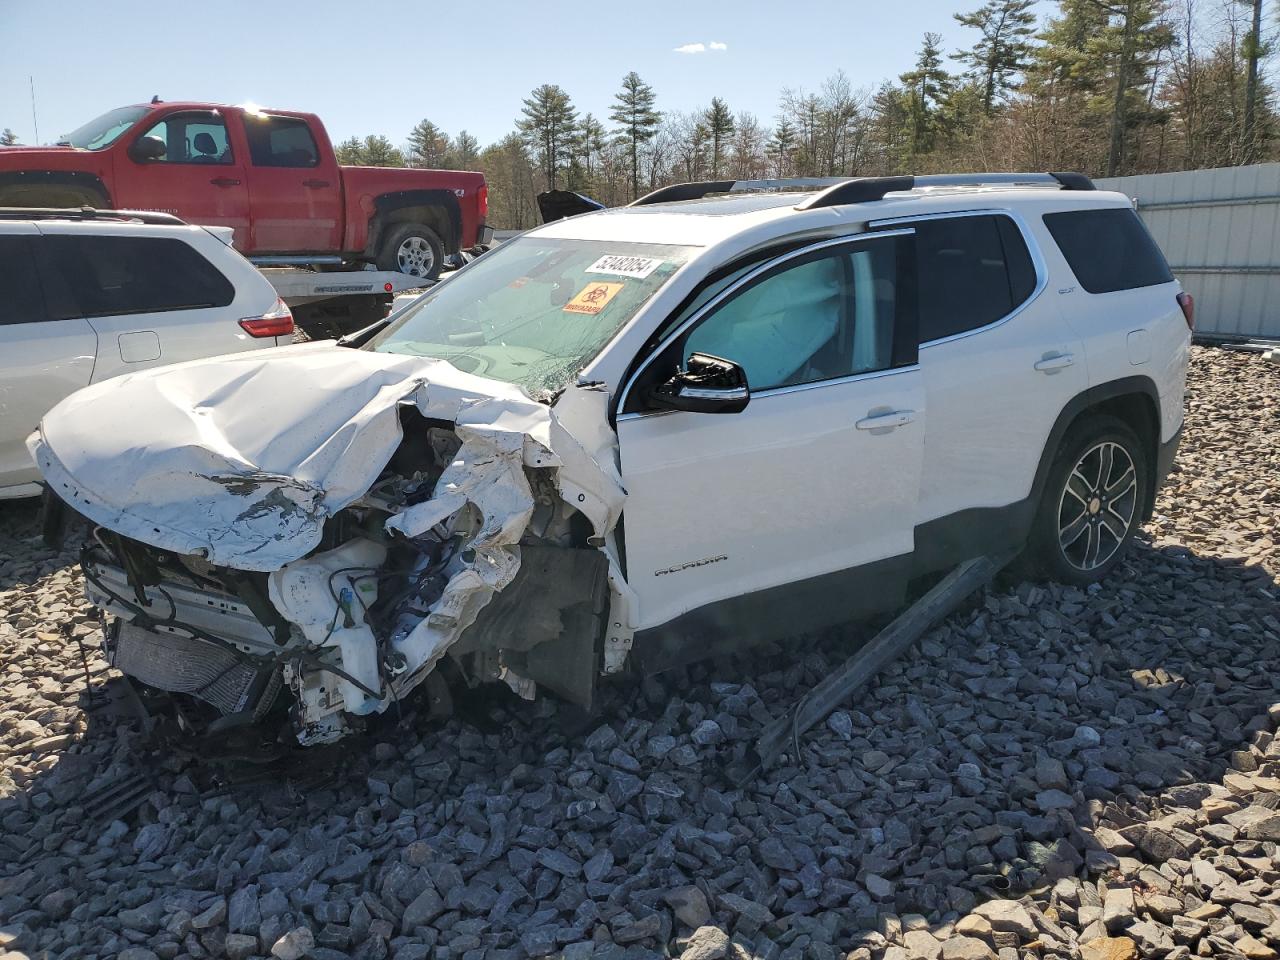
[30,342,625,570]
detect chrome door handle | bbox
[1034,353,1075,373]
[855,409,915,431]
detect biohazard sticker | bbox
[564,281,625,315]
[586,255,663,279]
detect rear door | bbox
[113,109,251,249]
[34,226,243,380]
[616,231,924,643]
[0,227,97,492]
[883,211,1088,568]
[240,114,342,253]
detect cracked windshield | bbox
[370,237,698,395]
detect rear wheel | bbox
[1025,415,1148,586]
[376,223,444,281]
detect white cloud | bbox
[673,40,728,54]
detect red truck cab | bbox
[0,101,489,280]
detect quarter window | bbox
[245,116,320,168]
[135,112,233,165]
[1043,207,1173,294]
[0,237,48,324]
[915,215,1037,343]
[678,235,914,393]
[38,236,235,317]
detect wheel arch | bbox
[1031,376,1162,523]
[366,190,462,257]
[0,170,113,208]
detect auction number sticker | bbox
[586,255,663,279]
[564,281,625,315]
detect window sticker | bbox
[585,255,664,279]
[564,281,625,315]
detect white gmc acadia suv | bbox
[31,172,1190,747]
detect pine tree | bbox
[610,72,661,199]
[335,135,405,166]
[0,128,18,146]
[407,119,449,168]
[703,98,735,178]
[446,131,480,170]
[899,33,954,161]
[953,0,1039,112]
[517,84,578,190]
[767,118,797,177]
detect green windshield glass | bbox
[60,105,150,150]
[370,237,697,395]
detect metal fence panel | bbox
[1095,164,1280,340]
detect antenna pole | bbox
[29,76,39,145]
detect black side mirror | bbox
[649,352,750,414]
[128,136,166,162]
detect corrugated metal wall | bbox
[1095,164,1280,340]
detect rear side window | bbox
[0,236,48,324]
[245,116,320,168]
[1043,207,1173,294]
[916,215,1037,343]
[39,236,235,317]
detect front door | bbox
[114,110,250,248]
[615,232,925,645]
[240,113,342,254]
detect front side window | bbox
[370,237,697,396]
[245,116,320,167]
[677,235,914,393]
[59,105,149,151]
[915,214,1038,343]
[1044,207,1173,294]
[135,112,233,164]
[38,236,235,317]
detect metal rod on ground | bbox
[730,550,1017,786]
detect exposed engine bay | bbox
[29,345,631,747]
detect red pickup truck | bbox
[0,101,490,280]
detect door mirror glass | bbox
[128,135,167,163]
[649,352,749,414]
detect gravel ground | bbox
[1,345,1278,960]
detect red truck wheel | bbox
[377,223,444,281]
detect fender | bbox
[910,375,1163,575]
[0,170,113,207]
[367,189,462,255]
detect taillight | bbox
[1176,291,1195,331]
[478,183,489,222]
[239,297,294,338]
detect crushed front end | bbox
[30,345,630,747]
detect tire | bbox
[376,223,444,281]
[1024,414,1149,586]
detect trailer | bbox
[255,263,431,339]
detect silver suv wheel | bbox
[1057,440,1139,571]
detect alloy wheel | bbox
[396,236,435,278]
[1056,440,1138,571]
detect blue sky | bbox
[0,0,1032,149]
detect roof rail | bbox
[0,206,187,226]
[798,171,1095,211]
[630,177,851,206]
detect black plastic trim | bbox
[0,170,113,208]
[368,189,463,254]
[631,181,734,206]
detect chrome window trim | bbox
[616,229,916,416]
[867,207,1048,351]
